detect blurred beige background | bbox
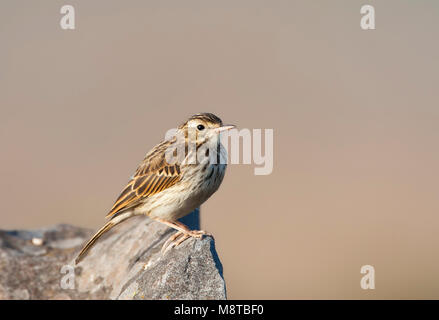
[1,1,438,299]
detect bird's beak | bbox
[215,125,236,133]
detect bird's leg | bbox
[152,218,210,238]
[150,217,211,254]
[172,220,212,238]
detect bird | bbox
[75,113,235,264]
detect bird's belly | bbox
[138,163,225,221]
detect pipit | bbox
[75,113,234,264]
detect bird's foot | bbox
[161,229,211,254]
[187,229,211,238]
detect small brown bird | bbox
[75,113,234,264]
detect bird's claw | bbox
[161,229,210,254]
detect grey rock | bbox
[0,215,226,300]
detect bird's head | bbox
[178,113,235,145]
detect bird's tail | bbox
[75,211,134,264]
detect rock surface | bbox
[0,215,226,300]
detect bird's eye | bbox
[197,124,205,131]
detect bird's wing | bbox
[105,139,182,219]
